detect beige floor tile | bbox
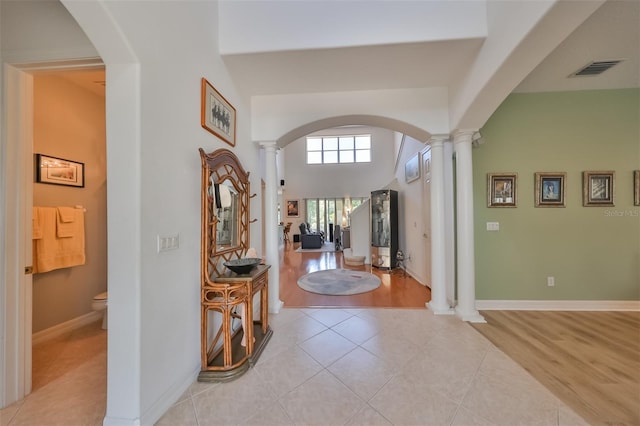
[332,314,380,345]
[4,308,592,426]
[192,369,277,425]
[360,330,422,367]
[255,346,323,398]
[304,308,354,327]
[368,373,459,425]
[156,398,197,426]
[279,370,364,425]
[258,314,327,363]
[238,402,294,426]
[328,347,395,401]
[298,328,357,367]
[450,406,496,426]
[461,372,560,426]
[0,400,24,426]
[345,404,392,425]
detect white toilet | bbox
[92,292,108,329]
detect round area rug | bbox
[297,269,381,296]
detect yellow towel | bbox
[32,207,44,240]
[56,207,76,237]
[33,207,85,273]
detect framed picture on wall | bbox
[634,170,640,206]
[487,173,517,207]
[405,152,421,183]
[583,171,615,207]
[534,172,566,207]
[286,199,299,217]
[201,77,236,147]
[35,154,85,188]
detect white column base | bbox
[455,308,486,323]
[426,301,454,315]
[269,299,284,314]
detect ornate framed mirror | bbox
[199,148,250,279]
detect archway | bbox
[276,114,432,148]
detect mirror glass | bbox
[215,180,238,250]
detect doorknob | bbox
[25,266,33,275]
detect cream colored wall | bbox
[475,89,639,301]
[32,73,107,333]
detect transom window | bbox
[306,135,371,164]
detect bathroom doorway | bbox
[5,63,108,399]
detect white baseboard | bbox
[32,311,103,345]
[476,300,640,311]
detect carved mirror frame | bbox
[199,148,251,281]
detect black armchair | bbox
[299,222,324,249]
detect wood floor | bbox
[471,310,640,426]
[279,243,640,425]
[279,242,431,308]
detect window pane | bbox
[355,149,371,162]
[339,137,354,149]
[307,138,322,151]
[318,201,326,234]
[339,150,354,163]
[307,151,322,164]
[323,137,338,150]
[355,135,370,149]
[324,151,338,163]
[306,199,317,225]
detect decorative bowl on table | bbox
[224,258,261,275]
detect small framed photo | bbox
[35,154,85,188]
[634,170,640,206]
[405,152,421,183]
[286,200,299,217]
[487,173,517,207]
[535,172,566,207]
[583,171,615,207]
[201,77,236,147]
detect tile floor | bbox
[1,309,588,426]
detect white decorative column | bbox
[443,140,456,307]
[453,130,485,323]
[427,136,453,314]
[259,141,284,313]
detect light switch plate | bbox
[486,222,500,231]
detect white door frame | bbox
[1,59,103,409]
[1,64,34,407]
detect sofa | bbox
[299,222,324,249]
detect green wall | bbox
[475,89,639,300]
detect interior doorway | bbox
[3,61,107,404]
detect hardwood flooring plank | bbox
[472,310,640,426]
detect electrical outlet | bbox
[486,222,500,231]
[547,276,555,287]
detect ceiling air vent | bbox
[569,60,624,77]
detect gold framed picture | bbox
[583,171,615,207]
[201,78,236,147]
[634,170,640,206]
[487,173,517,207]
[534,172,566,207]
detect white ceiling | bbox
[60,0,638,102]
[223,0,639,97]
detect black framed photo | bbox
[35,154,85,188]
[535,172,566,207]
[583,171,614,207]
[487,173,517,207]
